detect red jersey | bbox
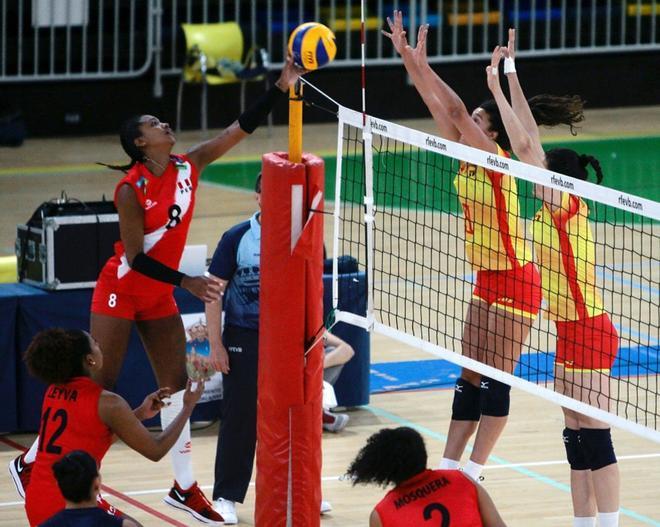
[97,154,199,296]
[375,469,483,527]
[25,377,113,527]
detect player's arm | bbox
[383,12,460,141]
[369,509,383,527]
[502,29,541,146]
[115,184,220,302]
[98,381,203,462]
[186,56,304,171]
[485,47,545,167]
[415,38,497,153]
[205,273,230,374]
[476,484,507,527]
[323,332,355,369]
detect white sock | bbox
[24,438,39,464]
[573,517,596,527]
[160,390,195,489]
[438,457,461,470]
[597,511,619,527]
[463,460,484,482]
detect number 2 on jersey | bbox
[461,203,475,235]
[423,502,450,526]
[38,408,68,454]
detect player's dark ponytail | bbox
[346,427,428,488]
[24,328,93,385]
[97,115,147,173]
[528,94,585,136]
[546,148,604,184]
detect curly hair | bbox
[545,148,604,184]
[52,450,99,503]
[479,94,586,151]
[24,328,92,385]
[346,427,427,488]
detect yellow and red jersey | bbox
[453,145,532,271]
[531,193,604,321]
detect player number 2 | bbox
[38,408,68,455]
[423,502,450,526]
[108,293,117,308]
[167,204,182,229]
[461,203,475,235]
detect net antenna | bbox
[332,103,660,443]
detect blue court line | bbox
[365,404,660,526]
[597,268,660,297]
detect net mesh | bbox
[334,108,659,439]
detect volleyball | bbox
[288,22,337,71]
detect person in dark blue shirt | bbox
[205,174,263,524]
[39,450,140,527]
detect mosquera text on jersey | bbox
[97,154,198,296]
[374,469,483,527]
[453,145,531,271]
[25,377,113,526]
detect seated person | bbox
[322,331,355,432]
[40,450,140,527]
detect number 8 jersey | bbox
[25,377,113,526]
[97,155,199,296]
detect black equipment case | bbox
[16,199,119,290]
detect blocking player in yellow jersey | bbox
[384,12,584,482]
[487,31,620,527]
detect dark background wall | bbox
[1,51,658,138]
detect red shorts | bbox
[473,262,542,319]
[555,313,619,371]
[91,284,178,321]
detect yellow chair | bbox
[176,22,271,134]
[0,255,17,283]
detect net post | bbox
[289,80,303,163]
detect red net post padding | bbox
[256,152,324,527]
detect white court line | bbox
[2,454,659,509]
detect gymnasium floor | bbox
[1,106,659,526]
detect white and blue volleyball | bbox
[288,22,337,71]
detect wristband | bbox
[131,252,185,287]
[504,57,516,74]
[238,85,286,134]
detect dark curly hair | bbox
[52,450,99,503]
[479,94,585,151]
[346,427,427,488]
[98,115,147,173]
[545,148,604,184]
[24,328,93,385]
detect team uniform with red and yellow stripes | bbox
[453,145,542,318]
[532,193,619,371]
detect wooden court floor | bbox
[1,107,659,525]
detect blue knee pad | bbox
[451,378,481,421]
[580,428,617,471]
[563,428,589,470]
[479,377,511,417]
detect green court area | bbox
[202,135,660,221]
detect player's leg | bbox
[440,298,489,467]
[556,367,598,524]
[136,313,222,525]
[89,313,134,389]
[465,305,533,479]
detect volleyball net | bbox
[331,104,660,443]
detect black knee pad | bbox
[451,378,481,421]
[580,428,617,471]
[562,428,589,470]
[479,377,511,417]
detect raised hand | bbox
[183,378,205,408]
[410,23,430,68]
[275,54,307,92]
[486,46,505,93]
[382,10,409,55]
[506,28,516,60]
[136,387,172,420]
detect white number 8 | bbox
[108,293,117,308]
